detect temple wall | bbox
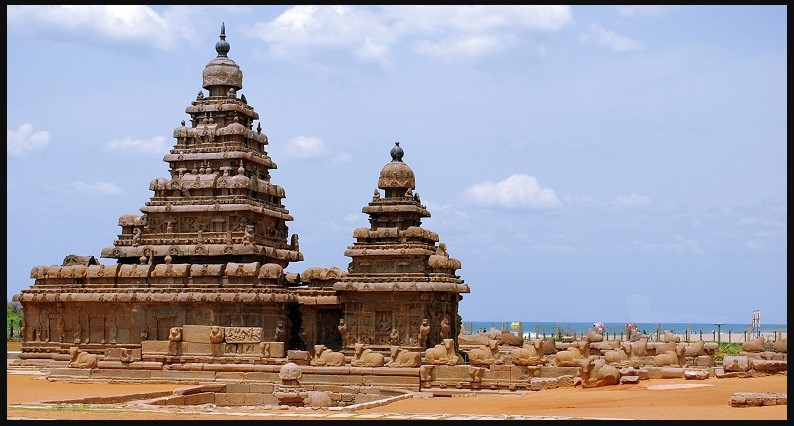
[17,297,344,358]
[338,291,461,351]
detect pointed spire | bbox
[215,22,230,58]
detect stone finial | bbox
[216,22,230,57]
[390,141,404,162]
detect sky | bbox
[6,5,787,325]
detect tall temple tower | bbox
[101,23,302,268]
[17,24,322,353]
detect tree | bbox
[7,300,23,339]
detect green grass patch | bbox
[714,342,742,362]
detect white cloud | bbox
[68,181,123,195]
[7,123,51,158]
[344,212,366,226]
[613,193,651,208]
[631,235,704,254]
[423,200,471,231]
[330,152,354,165]
[249,5,572,65]
[283,136,328,158]
[104,136,169,155]
[580,24,645,52]
[279,136,352,165]
[249,5,394,68]
[617,6,668,17]
[462,174,561,209]
[562,195,597,206]
[414,35,506,60]
[6,5,197,50]
[386,5,572,33]
[745,229,783,253]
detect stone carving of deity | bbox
[440,316,451,340]
[418,318,431,347]
[274,320,286,342]
[338,319,349,347]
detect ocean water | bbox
[464,321,787,341]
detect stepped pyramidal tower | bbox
[102,22,302,268]
[14,24,469,366]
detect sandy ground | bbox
[358,375,788,420]
[6,367,787,420]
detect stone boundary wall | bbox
[39,361,786,394]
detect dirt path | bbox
[357,375,787,420]
[6,371,787,420]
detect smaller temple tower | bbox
[334,142,470,350]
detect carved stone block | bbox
[225,327,263,343]
[262,342,285,358]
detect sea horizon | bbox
[463,320,787,340]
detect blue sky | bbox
[7,5,787,325]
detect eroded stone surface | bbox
[15,24,469,373]
[730,392,787,407]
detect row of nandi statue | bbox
[307,329,723,371]
[310,343,425,368]
[463,328,785,368]
[305,327,707,370]
[310,339,463,368]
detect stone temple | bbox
[13,25,787,399]
[14,24,469,364]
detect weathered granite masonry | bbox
[13,24,469,369]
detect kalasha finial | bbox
[215,22,230,57]
[390,141,404,162]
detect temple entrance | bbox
[286,303,305,351]
[316,309,344,350]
